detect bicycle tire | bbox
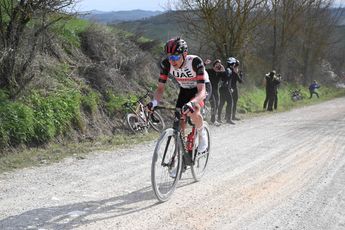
[151,128,182,202]
[126,113,148,134]
[191,122,210,181]
[148,111,166,132]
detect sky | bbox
[77,0,171,12]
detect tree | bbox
[0,0,77,99]
[298,0,335,84]
[172,0,269,61]
[259,0,339,83]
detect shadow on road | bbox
[0,186,157,230]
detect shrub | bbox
[29,91,82,143]
[30,94,57,143]
[105,91,138,115]
[81,90,100,115]
[0,101,35,147]
[53,18,90,48]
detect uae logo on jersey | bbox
[172,68,193,78]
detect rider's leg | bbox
[189,106,208,153]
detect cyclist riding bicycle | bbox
[147,37,208,155]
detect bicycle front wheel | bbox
[151,128,182,202]
[191,122,211,181]
[126,113,147,134]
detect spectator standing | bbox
[263,74,270,110]
[229,59,243,120]
[206,59,226,125]
[309,80,320,98]
[218,57,237,124]
[264,70,281,111]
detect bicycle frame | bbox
[160,109,196,168]
[123,91,151,124]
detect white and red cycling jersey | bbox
[159,55,206,88]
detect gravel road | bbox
[1,97,345,230]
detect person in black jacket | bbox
[264,70,281,111]
[263,74,270,110]
[218,57,237,124]
[206,59,226,125]
[230,59,243,120]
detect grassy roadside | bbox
[238,84,345,115]
[1,85,344,174]
[0,132,159,174]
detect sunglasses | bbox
[168,54,181,61]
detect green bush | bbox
[29,91,82,143]
[0,89,86,148]
[30,94,56,143]
[81,90,100,114]
[105,91,138,115]
[53,18,90,48]
[0,89,9,102]
[0,101,35,147]
[237,87,266,113]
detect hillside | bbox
[0,17,179,150]
[115,8,345,42]
[80,10,163,24]
[114,11,184,42]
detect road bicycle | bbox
[151,107,211,202]
[122,91,165,133]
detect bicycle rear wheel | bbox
[151,128,182,202]
[191,122,210,181]
[148,111,166,132]
[126,113,147,134]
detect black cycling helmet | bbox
[164,37,188,55]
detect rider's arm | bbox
[192,83,206,105]
[191,57,206,105]
[152,58,169,104]
[154,82,165,102]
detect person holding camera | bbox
[218,57,238,124]
[229,59,243,120]
[264,70,281,111]
[206,59,226,125]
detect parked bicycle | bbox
[291,89,303,102]
[122,91,165,133]
[151,107,211,202]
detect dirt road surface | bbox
[1,97,345,230]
